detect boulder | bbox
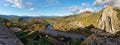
[10,27,22,32]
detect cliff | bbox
[98,5,120,34]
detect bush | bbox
[114,31,120,38]
[38,38,55,45]
[71,38,84,45]
[26,41,38,45]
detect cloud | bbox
[11,4,17,7]
[26,2,32,5]
[6,0,25,8]
[29,8,36,11]
[81,2,90,7]
[4,4,9,7]
[94,0,120,9]
[62,6,81,14]
[4,0,36,11]
[62,5,98,15]
[44,0,59,7]
[80,8,94,13]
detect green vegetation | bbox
[114,31,120,38]
[48,11,102,36]
[71,38,84,45]
[15,30,55,45]
[44,20,50,24]
[27,42,38,45]
[5,18,48,30]
[15,30,30,37]
[114,8,120,20]
[0,18,10,26]
[15,30,34,44]
[26,37,55,45]
[37,38,55,45]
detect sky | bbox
[0,0,119,16]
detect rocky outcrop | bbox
[98,5,120,34]
[0,23,24,45]
[10,27,22,32]
[69,22,84,27]
[81,34,120,45]
[81,28,120,45]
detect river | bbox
[39,24,86,39]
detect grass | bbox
[50,11,102,32]
[71,38,84,45]
[15,30,31,38]
[45,20,50,24]
[15,30,31,44]
[37,38,55,45]
[78,13,101,27]
[114,8,120,20]
[26,37,55,45]
[15,30,55,45]
[27,41,38,45]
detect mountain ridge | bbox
[0,14,60,19]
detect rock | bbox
[0,23,24,45]
[98,5,120,34]
[91,28,111,36]
[69,21,84,27]
[10,27,22,32]
[81,34,120,45]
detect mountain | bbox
[0,15,20,18]
[0,15,59,19]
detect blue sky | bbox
[0,0,103,16]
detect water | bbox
[39,24,86,39]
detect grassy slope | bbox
[75,13,100,27]
[50,11,102,31]
[114,8,120,20]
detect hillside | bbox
[51,11,102,32]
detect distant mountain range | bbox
[0,15,60,19]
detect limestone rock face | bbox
[98,5,120,34]
[0,23,24,45]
